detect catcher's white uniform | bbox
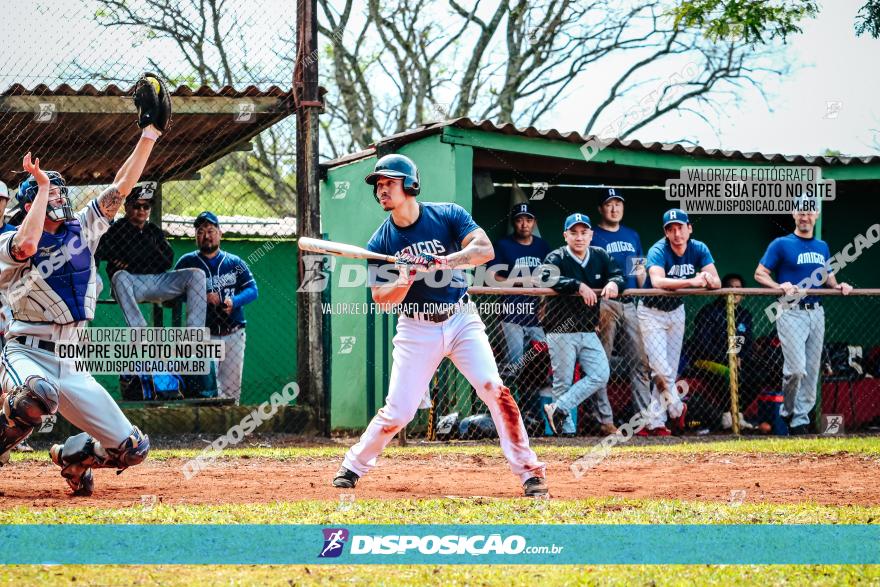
[0,199,134,449]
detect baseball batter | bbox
[331,154,548,497]
[638,209,720,434]
[0,74,168,495]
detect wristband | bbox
[141,126,161,141]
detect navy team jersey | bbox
[760,233,832,304]
[367,202,479,312]
[643,238,714,311]
[175,250,258,334]
[488,235,551,325]
[591,225,643,291]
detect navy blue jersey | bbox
[591,225,643,291]
[760,234,832,304]
[176,250,258,334]
[644,238,714,311]
[367,202,479,312]
[488,235,551,325]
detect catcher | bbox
[0,74,171,496]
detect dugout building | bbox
[320,118,880,432]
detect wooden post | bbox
[295,0,326,434]
[726,293,741,435]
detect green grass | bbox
[1,497,877,525]
[1,564,879,586]
[11,435,880,464]
[7,437,876,584]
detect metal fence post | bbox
[725,292,741,435]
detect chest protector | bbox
[31,222,93,322]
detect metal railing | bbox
[405,287,880,439]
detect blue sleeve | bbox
[174,254,191,271]
[823,241,833,273]
[233,260,258,308]
[645,244,665,269]
[760,239,781,271]
[449,204,481,244]
[697,241,715,268]
[634,231,643,257]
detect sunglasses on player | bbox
[131,202,152,210]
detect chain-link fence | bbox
[0,1,307,441]
[405,288,880,440]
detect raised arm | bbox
[97,127,160,220]
[11,153,50,260]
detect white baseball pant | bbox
[637,304,686,428]
[1,341,134,449]
[343,308,545,483]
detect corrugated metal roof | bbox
[0,83,295,187]
[2,83,291,98]
[322,117,880,168]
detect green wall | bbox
[321,135,473,429]
[323,128,880,430]
[91,238,298,404]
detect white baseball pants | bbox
[637,304,686,428]
[343,309,545,483]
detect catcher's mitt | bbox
[134,73,172,132]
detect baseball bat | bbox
[298,237,396,263]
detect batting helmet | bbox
[17,171,75,222]
[365,154,420,198]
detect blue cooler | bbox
[757,392,788,435]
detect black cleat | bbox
[543,403,568,435]
[789,424,811,435]
[523,476,549,497]
[332,466,359,488]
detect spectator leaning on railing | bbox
[175,211,258,404]
[541,212,624,437]
[590,187,653,436]
[754,208,852,434]
[95,182,207,328]
[638,208,720,436]
[486,203,551,372]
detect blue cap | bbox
[598,187,624,205]
[662,208,689,227]
[564,212,591,231]
[194,211,220,228]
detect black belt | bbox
[405,294,469,323]
[619,297,635,305]
[797,301,821,310]
[215,324,245,336]
[14,336,56,353]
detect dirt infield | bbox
[2,451,878,508]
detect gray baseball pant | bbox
[547,331,611,434]
[776,306,825,428]
[112,269,207,328]
[215,329,246,404]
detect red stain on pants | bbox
[494,385,524,445]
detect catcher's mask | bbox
[16,171,75,222]
[365,154,420,203]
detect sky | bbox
[549,0,880,157]
[2,0,877,158]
